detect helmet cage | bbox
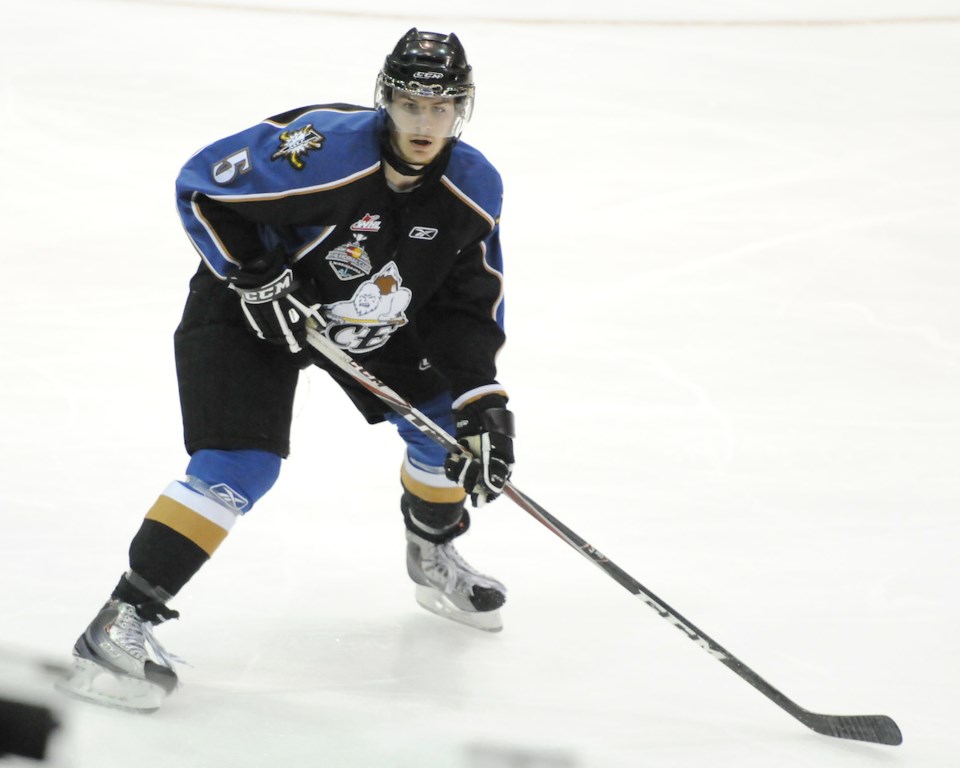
[375,73,474,138]
[375,29,475,139]
[377,72,475,100]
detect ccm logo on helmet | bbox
[414,71,444,79]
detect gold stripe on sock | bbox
[401,465,466,504]
[145,495,229,557]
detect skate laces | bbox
[143,623,185,668]
[110,604,150,662]
[112,603,183,669]
[424,541,505,597]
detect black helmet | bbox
[375,29,475,137]
[380,28,473,97]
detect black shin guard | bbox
[110,518,209,620]
[126,519,209,598]
[401,491,469,543]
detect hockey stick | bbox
[304,323,902,746]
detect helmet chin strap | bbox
[380,122,457,178]
[381,138,427,177]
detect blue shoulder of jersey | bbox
[443,141,504,224]
[177,106,383,200]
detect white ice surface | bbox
[1,1,958,766]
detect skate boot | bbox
[406,530,506,632]
[56,599,180,712]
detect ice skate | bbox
[56,599,179,712]
[406,530,506,632]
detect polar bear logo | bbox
[325,261,411,326]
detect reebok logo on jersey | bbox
[409,226,438,240]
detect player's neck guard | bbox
[380,129,457,179]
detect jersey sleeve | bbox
[174,106,379,279]
[419,156,507,402]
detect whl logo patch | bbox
[351,213,382,233]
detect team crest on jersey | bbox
[351,213,382,233]
[320,261,411,354]
[271,124,324,170]
[325,234,373,280]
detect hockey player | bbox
[59,29,515,711]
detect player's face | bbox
[387,93,458,166]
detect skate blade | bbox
[55,658,166,713]
[414,585,503,632]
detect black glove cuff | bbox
[227,246,288,288]
[454,393,509,436]
[481,407,515,438]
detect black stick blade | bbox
[802,712,902,745]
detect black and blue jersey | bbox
[175,104,506,410]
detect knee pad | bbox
[184,449,281,513]
[401,491,469,543]
[398,450,467,542]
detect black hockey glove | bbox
[444,393,516,507]
[229,266,323,354]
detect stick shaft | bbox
[303,325,901,746]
